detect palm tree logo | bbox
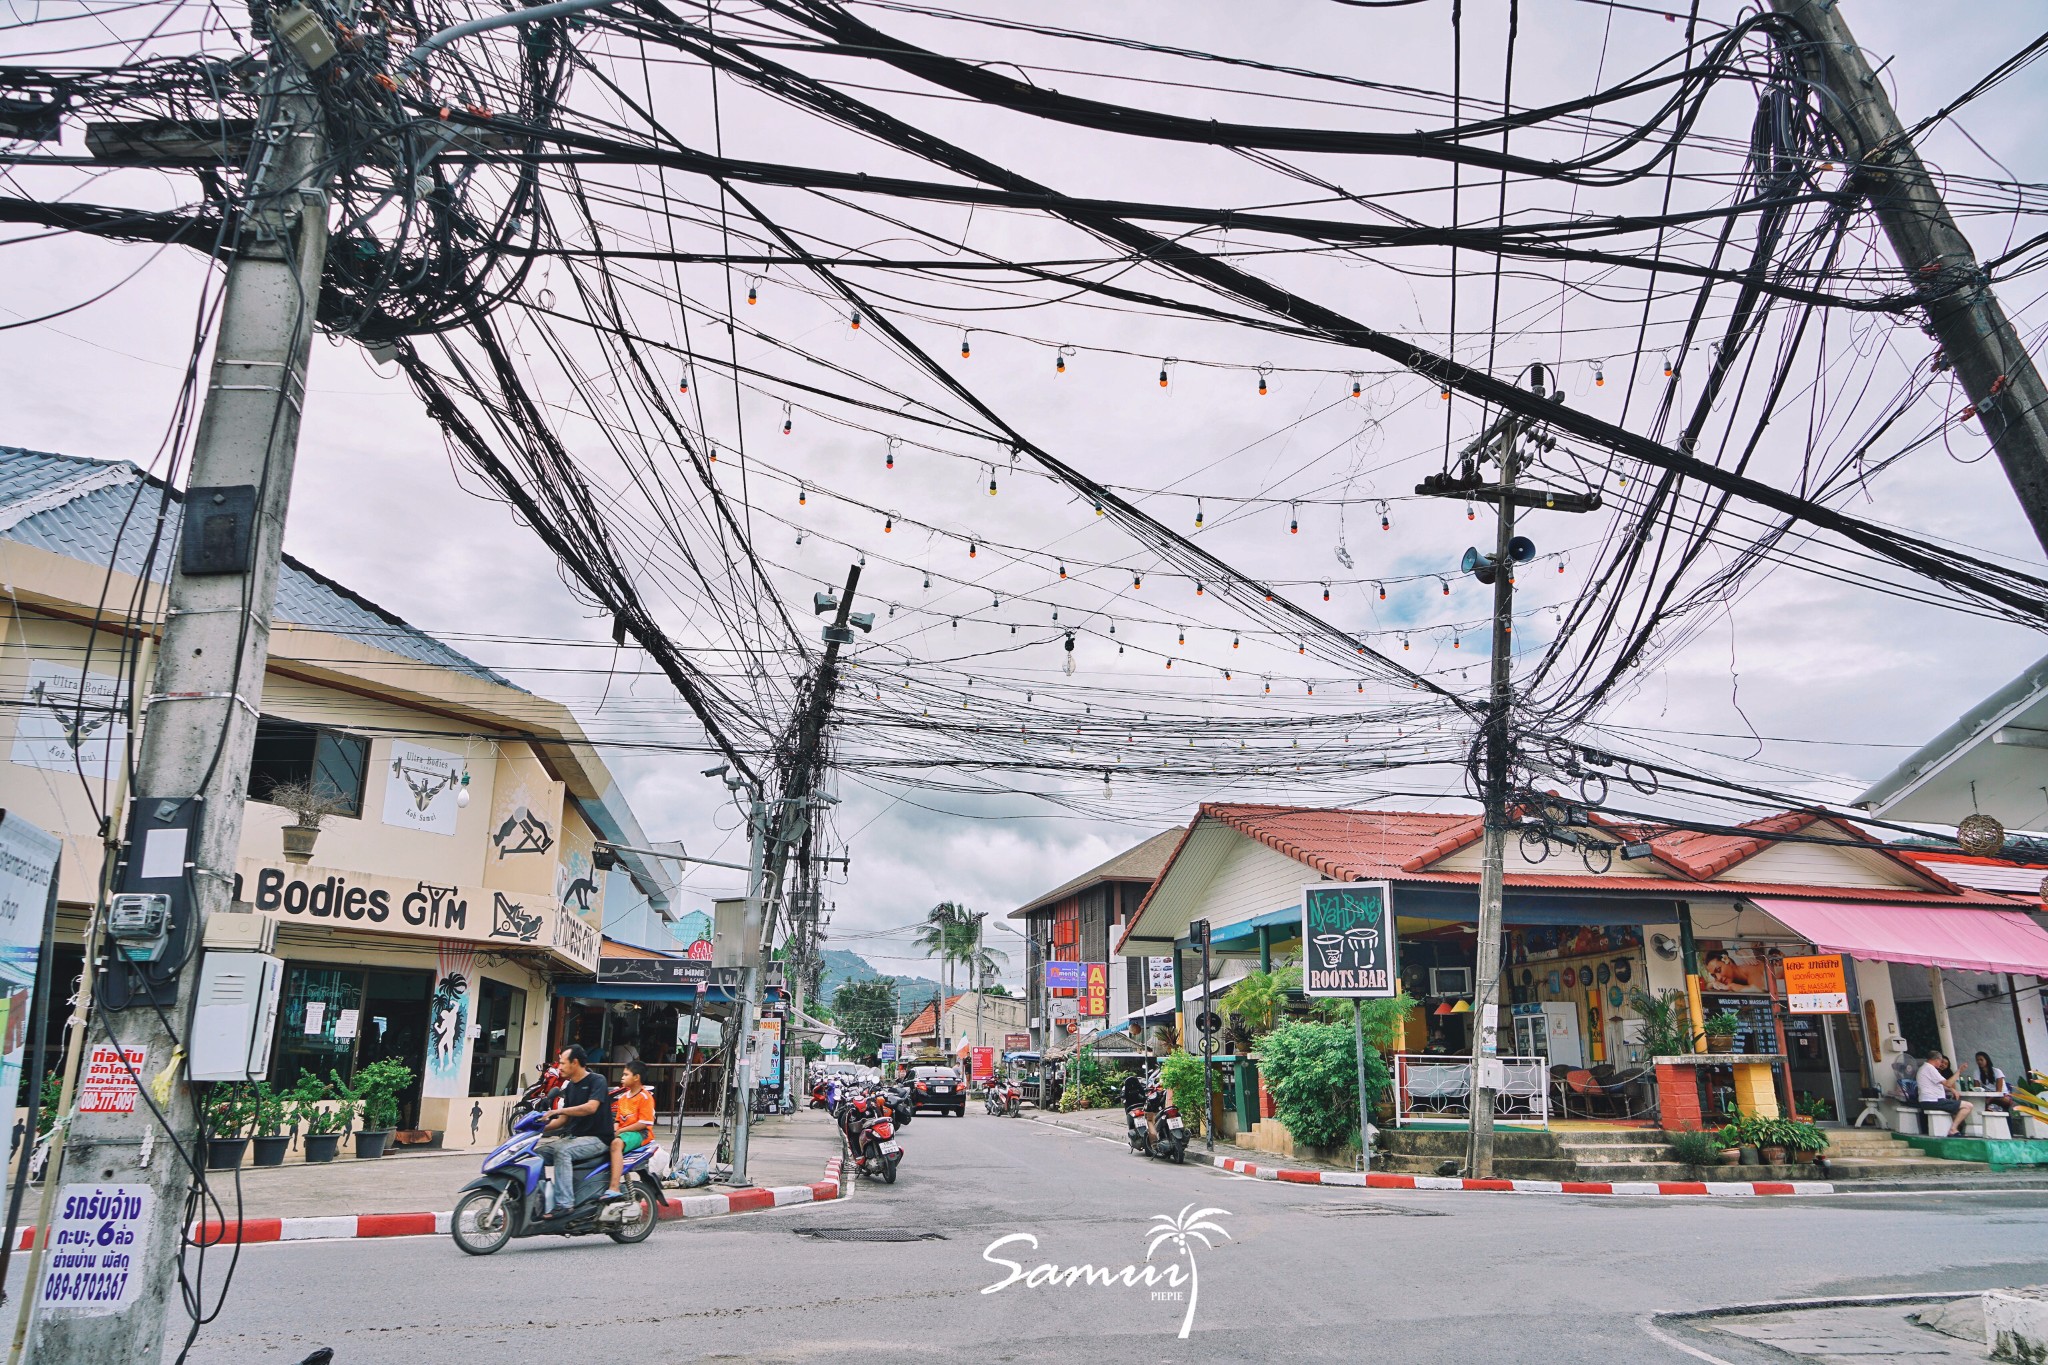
[1146,1204,1232,1339]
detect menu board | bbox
[1700,993,1779,1055]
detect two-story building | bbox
[1009,830,1180,1052]
[0,446,676,1147]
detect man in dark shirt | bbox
[536,1045,613,1218]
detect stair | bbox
[1376,1124,1986,1183]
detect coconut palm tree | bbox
[915,902,1006,1002]
[1146,1204,1232,1339]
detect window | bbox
[248,717,369,817]
[469,978,527,1097]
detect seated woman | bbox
[1973,1052,2014,1111]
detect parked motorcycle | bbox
[450,1110,668,1255]
[1124,1074,1187,1163]
[846,1092,904,1184]
[983,1076,1023,1117]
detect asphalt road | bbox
[121,1112,2048,1362]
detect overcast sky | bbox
[4,1,2045,986]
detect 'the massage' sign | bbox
[1301,882,1398,998]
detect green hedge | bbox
[1258,1019,1391,1151]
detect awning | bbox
[1752,897,2048,976]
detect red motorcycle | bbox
[983,1077,1023,1117]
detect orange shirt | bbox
[613,1088,654,1137]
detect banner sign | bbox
[1301,882,1397,997]
[38,1184,152,1315]
[79,1045,145,1115]
[1782,954,1850,1014]
[1005,1033,1030,1051]
[1083,962,1109,1017]
[1147,956,1174,991]
[879,1044,897,1061]
[1044,961,1082,991]
[969,1046,994,1081]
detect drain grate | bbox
[1297,1202,1447,1218]
[796,1227,948,1243]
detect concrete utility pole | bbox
[24,65,330,1364]
[725,565,867,1184]
[1771,0,2048,555]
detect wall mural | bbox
[555,814,605,925]
[423,942,477,1099]
[382,740,464,837]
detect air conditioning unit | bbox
[1430,967,1472,998]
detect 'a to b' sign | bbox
[1302,882,1397,997]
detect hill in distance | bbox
[817,947,945,1012]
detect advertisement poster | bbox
[0,815,57,1156]
[1783,954,1850,1013]
[78,1045,146,1115]
[422,942,476,1098]
[1301,882,1397,997]
[1147,956,1174,992]
[1695,940,1771,993]
[9,660,127,781]
[38,1184,152,1315]
[758,1017,783,1088]
[969,1046,994,1081]
[1082,962,1109,1017]
[1044,961,1081,992]
[382,740,465,837]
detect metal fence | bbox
[1391,1054,1550,1129]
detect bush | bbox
[1667,1128,1723,1170]
[1257,1019,1389,1152]
[1159,1052,1210,1134]
[1058,1076,1118,1112]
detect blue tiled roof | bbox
[0,446,514,689]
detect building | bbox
[899,990,1027,1061]
[1856,652,2048,833]
[0,446,674,1147]
[1009,829,1180,1051]
[1120,803,2048,1135]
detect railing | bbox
[1391,1054,1550,1129]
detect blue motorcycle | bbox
[449,1111,667,1256]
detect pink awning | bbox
[1750,897,2048,976]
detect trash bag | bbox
[671,1152,711,1188]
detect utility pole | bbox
[1771,0,2048,554]
[724,565,867,1184]
[973,912,985,1087]
[1416,365,1596,1178]
[1189,918,1215,1153]
[23,53,329,1361]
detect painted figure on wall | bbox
[432,972,469,1071]
[424,941,478,1099]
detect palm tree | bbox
[914,902,985,1001]
[1146,1204,1233,1339]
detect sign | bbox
[1783,954,1849,1014]
[1049,998,1078,1020]
[1147,956,1174,991]
[1301,882,1397,997]
[758,1017,783,1087]
[38,1184,152,1314]
[237,859,598,971]
[0,814,59,1159]
[1195,1011,1222,1037]
[879,1044,898,1061]
[1045,961,1082,992]
[78,1046,145,1115]
[10,660,127,780]
[1083,962,1109,1017]
[382,739,464,836]
[597,957,741,990]
[1005,1033,1030,1051]
[970,1046,994,1081]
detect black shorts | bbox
[1923,1097,1960,1114]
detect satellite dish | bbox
[1507,536,1537,563]
[1650,932,1681,961]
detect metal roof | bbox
[1855,652,2048,829]
[1007,828,1182,919]
[0,446,513,689]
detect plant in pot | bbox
[1719,1112,1763,1165]
[249,1082,291,1167]
[291,1075,350,1162]
[1626,988,1692,1059]
[1784,1118,1830,1164]
[350,1058,415,1159]
[267,778,346,866]
[1700,1010,1742,1054]
[204,1083,255,1170]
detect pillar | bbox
[1929,964,1957,1062]
[1258,924,1272,974]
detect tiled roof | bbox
[1648,811,1822,878]
[1009,828,1184,918]
[0,446,512,689]
[901,993,966,1037]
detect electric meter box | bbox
[189,950,283,1082]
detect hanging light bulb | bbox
[1232,635,1240,649]
[1093,498,1104,517]
[951,618,958,629]
[1441,578,1450,596]
[1357,682,1364,694]
[1402,637,1411,651]
[456,771,472,809]
[1381,512,1391,531]
[1594,361,1605,387]
[746,283,757,305]
[851,310,862,330]
[1453,636,1461,649]
[1662,352,1674,378]
[1195,500,1204,529]
[1158,362,1169,388]
[1322,582,1331,602]
[1467,503,1475,521]
[1058,563,1067,580]
[1376,583,1386,601]
[678,370,690,395]
[1298,639,1306,655]
[885,444,895,471]
[922,573,931,589]
[1177,627,1186,646]
[1195,581,1206,597]
[798,485,807,506]
[1264,680,1271,694]
[960,333,971,359]
[884,516,893,533]
[1289,503,1299,535]
[782,403,793,436]
[1132,574,1142,590]
[968,541,977,559]
[1352,377,1362,399]
[1307,683,1314,696]
[1257,366,1270,396]
[1055,351,1067,375]
[1224,669,1232,681]
[1109,622,1116,635]
[1166,658,1174,670]
[1441,386,1451,401]
[988,472,999,497]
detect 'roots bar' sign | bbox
[1301,882,1397,997]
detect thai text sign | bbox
[38,1184,152,1314]
[1045,961,1082,991]
[1301,882,1397,997]
[1005,1033,1030,1051]
[78,1045,145,1114]
[1782,954,1849,1014]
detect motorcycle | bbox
[847,1096,904,1184]
[810,1078,831,1110]
[449,1111,669,1255]
[1124,1076,1187,1163]
[983,1077,1023,1117]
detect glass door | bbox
[275,966,362,1093]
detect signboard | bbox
[1783,954,1849,1014]
[237,859,598,971]
[9,661,126,781]
[1044,961,1081,992]
[1147,956,1174,992]
[757,1017,783,1088]
[0,814,59,1159]
[595,957,742,989]
[969,1046,994,1081]
[878,1044,898,1061]
[1082,962,1109,1017]
[382,740,465,837]
[1301,882,1397,997]
[38,1184,152,1314]
[1004,1033,1030,1051]
[1049,997,1078,1020]
[78,1046,145,1115]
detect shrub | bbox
[1667,1128,1723,1170]
[1257,1019,1390,1152]
[352,1058,416,1131]
[1626,988,1692,1058]
[1159,1052,1210,1135]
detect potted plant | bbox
[1755,1116,1794,1166]
[267,778,345,865]
[350,1058,415,1159]
[291,1075,351,1162]
[1719,1113,1762,1165]
[1785,1118,1830,1164]
[204,1083,254,1170]
[1700,1010,1742,1054]
[1626,988,1692,1059]
[250,1082,291,1167]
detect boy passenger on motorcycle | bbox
[537,1045,613,1219]
[605,1059,655,1203]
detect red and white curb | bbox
[1209,1154,1832,1197]
[4,1154,847,1248]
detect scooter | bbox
[849,1105,904,1184]
[449,1111,669,1255]
[985,1077,1023,1117]
[1125,1078,1187,1163]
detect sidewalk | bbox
[1026,1108,2048,1198]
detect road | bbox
[139,1111,2048,1362]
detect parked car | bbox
[907,1065,967,1116]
